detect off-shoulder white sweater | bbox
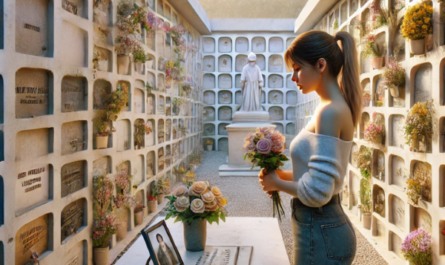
[289,128,352,208]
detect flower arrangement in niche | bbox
[364,112,385,145]
[114,169,136,209]
[403,100,434,152]
[357,146,372,179]
[401,229,432,265]
[165,182,227,225]
[115,33,140,56]
[381,56,405,97]
[358,178,372,214]
[406,163,432,206]
[170,25,185,46]
[360,34,385,59]
[401,1,433,41]
[133,47,146,63]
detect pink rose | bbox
[271,143,285,153]
[256,138,272,155]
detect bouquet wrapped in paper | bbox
[243,127,289,221]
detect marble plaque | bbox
[61,199,84,242]
[269,107,283,121]
[62,76,87,113]
[286,91,297,105]
[273,123,284,134]
[117,161,130,179]
[235,37,249,53]
[235,74,242,88]
[61,121,87,155]
[16,0,50,56]
[361,56,371,74]
[218,107,232,121]
[372,150,385,180]
[147,95,155,115]
[373,218,386,243]
[15,214,49,265]
[158,96,165,114]
[204,107,215,121]
[146,151,155,178]
[147,72,156,89]
[286,107,296,121]
[286,123,296,135]
[203,74,215,89]
[268,91,283,104]
[218,91,232,104]
[60,21,87,67]
[165,145,171,167]
[164,4,171,20]
[269,55,283,72]
[390,115,405,148]
[235,91,242,105]
[166,119,171,141]
[373,186,385,217]
[203,37,215,53]
[269,37,283,52]
[156,30,166,58]
[204,91,215,105]
[218,138,228,152]
[204,124,215,136]
[390,155,406,189]
[93,156,111,176]
[390,195,405,231]
[134,83,144,113]
[252,37,266,52]
[16,68,51,118]
[158,147,164,172]
[218,55,232,72]
[133,155,144,184]
[61,161,86,197]
[218,123,229,136]
[93,79,111,110]
[256,54,266,71]
[218,37,232,53]
[389,232,404,260]
[16,128,52,161]
[218,75,232,89]
[146,120,155,146]
[62,0,87,18]
[16,164,49,214]
[158,120,165,144]
[204,56,215,72]
[235,55,248,72]
[116,119,131,151]
[414,207,432,234]
[414,63,432,104]
[63,241,85,265]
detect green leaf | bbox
[220,213,226,222]
[174,215,182,223]
[166,212,173,220]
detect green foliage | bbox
[244,152,289,171]
[133,48,147,63]
[359,178,372,213]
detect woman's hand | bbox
[259,169,280,192]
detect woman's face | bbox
[291,60,324,94]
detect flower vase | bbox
[389,86,400,98]
[157,194,164,204]
[410,39,425,55]
[116,223,127,241]
[373,134,383,145]
[135,211,143,226]
[147,200,157,213]
[411,134,419,152]
[362,213,371,230]
[183,219,207,251]
[206,144,213,151]
[146,59,154,69]
[98,59,108,72]
[93,247,109,265]
[135,62,143,74]
[117,55,130,75]
[426,34,433,51]
[371,57,383,70]
[96,135,108,149]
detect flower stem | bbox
[272,191,285,222]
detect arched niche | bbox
[133,155,144,185]
[349,171,360,208]
[411,161,432,203]
[218,55,232,72]
[252,37,266,52]
[361,78,371,107]
[286,123,295,135]
[360,112,370,139]
[147,72,156,90]
[134,80,145,113]
[286,74,297,89]
[268,55,283,72]
[235,91,242,105]
[158,119,165,144]
[146,151,156,178]
[268,74,283,88]
[93,156,111,176]
[203,74,216,89]
[15,68,54,118]
[218,74,232,89]
[61,160,87,197]
[256,54,265,71]
[373,184,385,217]
[273,123,284,134]
[389,194,405,232]
[117,81,131,111]
[218,138,228,152]
[269,37,283,52]
[61,76,88,113]
[204,91,215,105]
[286,37,294,49]
[134,118,146,149]
[204,124,215,136]
[166,97,171,116]
[373,75,385,107]
[204,55,215,72]
[268,90,283,104]
[235,37,249,53]
[158,147,165,172]
[61,198,86,243]
[350,0,358,15]
[269,107,283,121]
[218,91,232,104]
[389,232,404,261]
[203,37,215,53]
[413,63,433,104]
[286,107,296,121]
[157,73,166,92]
[235,74,242,88]
[147,93,155,115]
[389,155,406,189]
[203,107,215,121]
[389,115,405,148]
[340,1,347,24]
[218,106,232,121]
[116,119,131,151]
[61,120,87,155]
[413,207,431,234]
[218,123,229,136]
[165,145,171,167]
[371,216,386,244]
[218,37,232,53]
[261,90,266,103]
[235,55,248,72]
[166,119,171,141]
[172,120,178,140]
[286,91,297,105]
[372,149,385,181]
[158,95,165,114]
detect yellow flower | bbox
[424,17,430,24]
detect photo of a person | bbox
[155,234,178,265]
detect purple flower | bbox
[257,138,272,155]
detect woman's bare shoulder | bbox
[314,103,353,140]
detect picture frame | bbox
[141,220,184,265]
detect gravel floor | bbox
[188,151,388,265]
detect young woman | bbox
[259,30,362,264]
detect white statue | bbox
[240,52,263,111]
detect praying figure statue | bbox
[240,52,263,111]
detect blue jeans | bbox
[291,194,356,265]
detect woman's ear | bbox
[318,58,327,74]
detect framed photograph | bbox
[141,220,184,265]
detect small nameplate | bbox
[24,23,40,32]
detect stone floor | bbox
[177,151,389,265]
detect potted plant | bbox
[156,177,168,204]
[92,175,119,265]
[403,100,434,152]
[357,147,372,179]
[205,139,213,151]
[401,229,432,265]
[133,47,146,74]
[134,120,149,149]
[147,194,158,213]
[165,181,227,251]
[364,112,385,145]
[401,1,433,55]
[114,169,136,241]
[173,166,187,183]
[93,48,109,72]
[134,202,145,226]
[358,178,372,230]
[361,34,386,70]
[381,56,405,98]
[115,33,139,75]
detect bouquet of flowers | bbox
[364,112,385,144]
[401,1,433,41]
[165,181,227,225]
[357,146,372,179]
[403,100,434,147]
[401,229,432,265]
[243,127,288,221]
[170,25,185,46]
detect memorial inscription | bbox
[61,200,84,242]
[61,161,85,197]
[16,68,51,118]
[15,215,49,265]
[24,23,41,32]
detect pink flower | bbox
[271,143,285,153]
[245,141,256,151]
[257,138,272,155]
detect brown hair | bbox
[284,30,362,127]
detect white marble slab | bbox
[115,217,289,265]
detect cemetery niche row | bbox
[202,36,295,53]
[203,73,297,89]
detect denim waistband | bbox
[291,193,340,210]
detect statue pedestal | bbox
[219,111,275,177]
